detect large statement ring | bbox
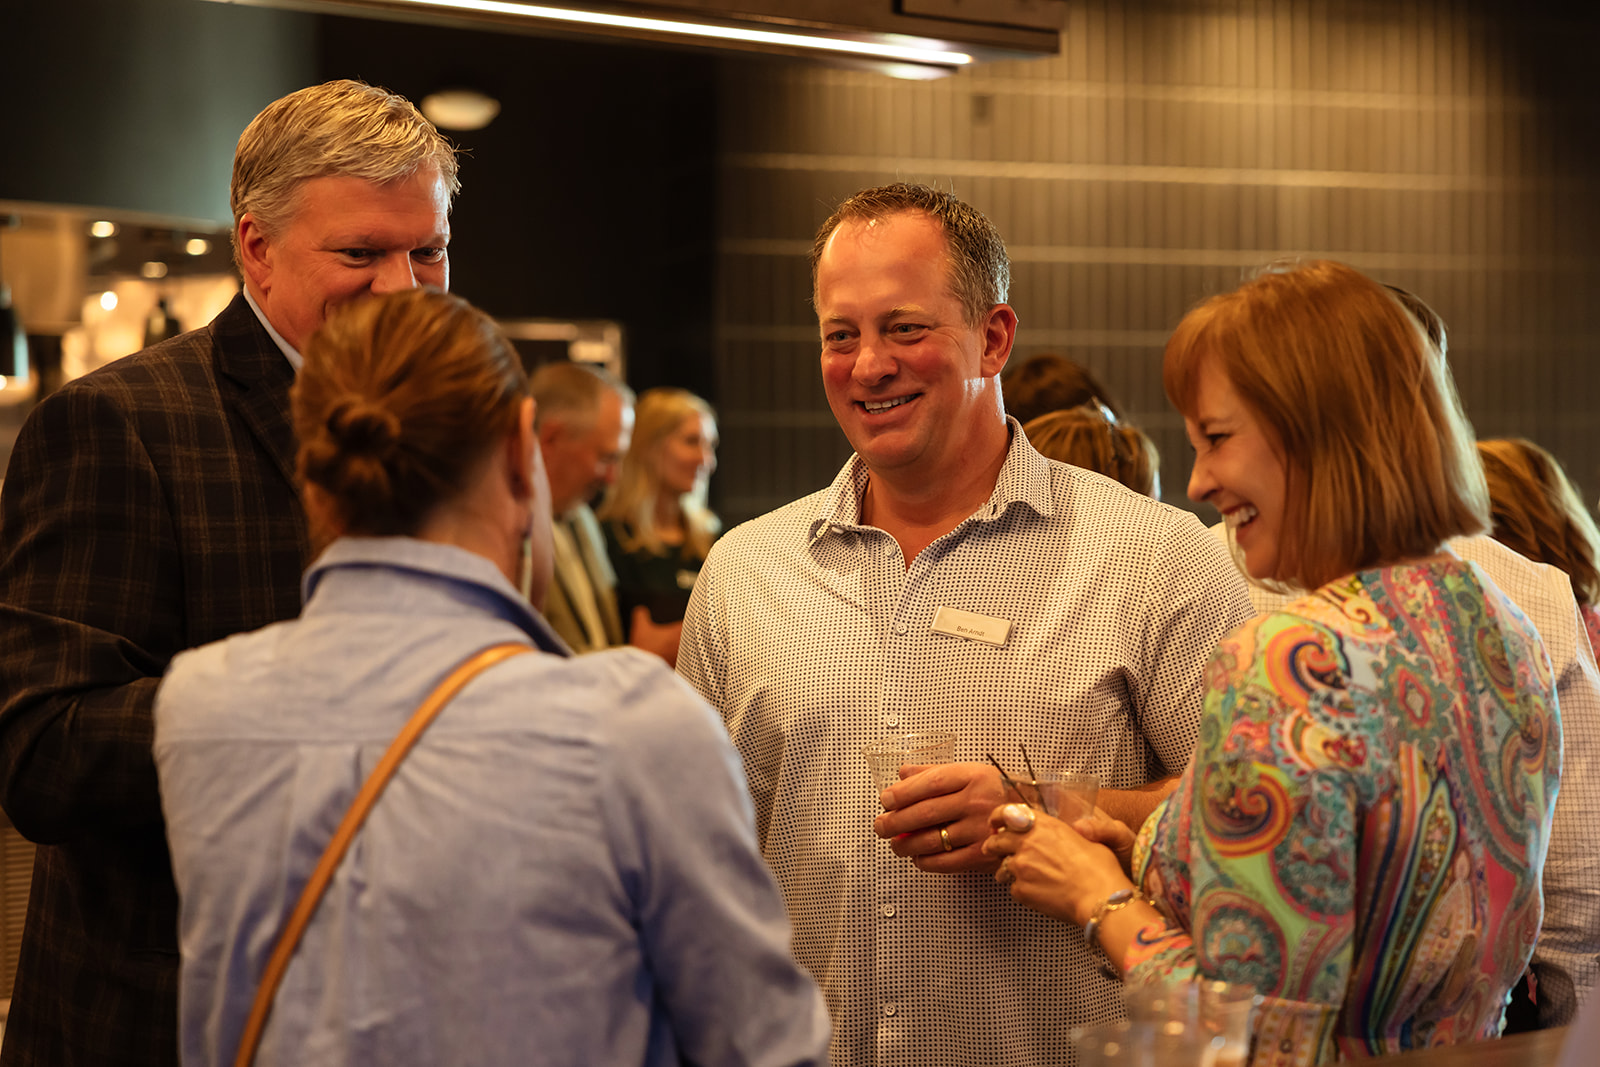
[1001,803,1036,833]
[940,826,954,852]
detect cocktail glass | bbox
[863,730,957,791]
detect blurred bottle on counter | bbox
[143,297,181,347]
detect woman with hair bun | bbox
[985,261,1560,1064]
[152,289,829,1067]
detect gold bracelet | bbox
[1083,888,1147,953]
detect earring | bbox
[517,519,534,600]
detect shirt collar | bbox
[242,284,303,374]
[806,417,1058,545]
[302,536,568,655]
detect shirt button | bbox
[883,1004,898,1017]
[880,903,897,918]
[882,713,900,727]
[882,542,895,557]
[894,622,908,636]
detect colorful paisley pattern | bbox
[1123,560,1561,1063]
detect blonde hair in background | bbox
[231,79,461,272]
[1023,404,1159,498]
[1163,260,1488,592]
[599,387,720,561]
[1478,437,1600,609]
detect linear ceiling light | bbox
[297,0,974,67]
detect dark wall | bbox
[1,2,719,401]
[711,0,1600,523]
[316,16,720,399]
[1,0,316,224]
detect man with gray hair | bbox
[0,79,458,1066]
[678,182,1253,1065]
[528,360,684,665]
[531,360,635,653]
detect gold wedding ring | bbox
[997,856,1015,884]
[940,826,954,852]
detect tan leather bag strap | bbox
[233,641,535,1067]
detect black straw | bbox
[986,752,1035,810]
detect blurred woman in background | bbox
[1479,436,1600,656]
[1002,352,1122,426]
[1023,402,1161,498]
[986,261,1560,1064]
[599,387,721,634]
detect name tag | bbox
[930,606,1011,647]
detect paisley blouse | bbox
[1126,559,1561,1063]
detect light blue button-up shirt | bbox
[155,537,830,1066]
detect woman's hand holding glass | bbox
[982,802,1138,928]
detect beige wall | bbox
[712,0,1600,524]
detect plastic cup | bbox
[1247,995,1338,1067]
[1006,769,1099,819]
[1196,979,1260,1067]
[1069,1017,1208,1067]
[1068,1020,1146,1067]
[1122,980,1262,1067]
[863,730,957,791]
[1125,979,1198,1029]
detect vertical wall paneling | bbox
[713,0,1600,525]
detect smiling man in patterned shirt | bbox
[677,182,1255,1067]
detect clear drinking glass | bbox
[1120,979,1261,1067]
[1069,1017,1208,1067]
[1068,1019,1148,1067]
[1005,768,1100,819]
[862,730,957,791]
[1246,995,1338,1067]
[1197,980,1261,1067]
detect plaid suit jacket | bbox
[0,294,310,1066]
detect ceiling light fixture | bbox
[206,0,974,68]
[421,88,502,131]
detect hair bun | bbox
[325,397,401,459]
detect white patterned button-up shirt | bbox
[679,428,1255,1067]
